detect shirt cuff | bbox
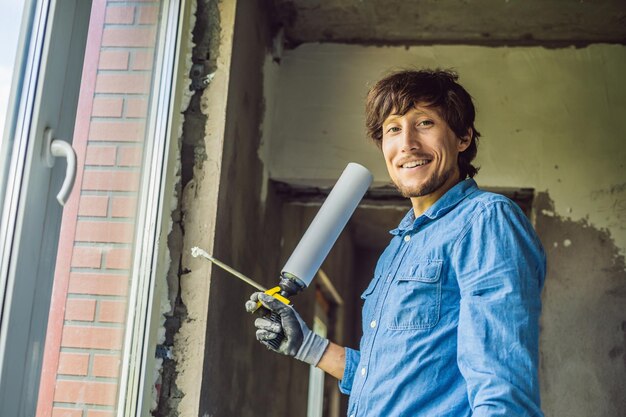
[338,347,360,395]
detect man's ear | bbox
[457,128,472,152]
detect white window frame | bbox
[117,0,187,414]
[0,0,187,415]
[0,1,93,415]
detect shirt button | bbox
[404,235,411,242]
[361,367,366,376]
[370,320,377,328]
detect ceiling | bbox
[270,0,626,46]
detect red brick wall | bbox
[37,1,161,416]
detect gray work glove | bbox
[245,292,329,366]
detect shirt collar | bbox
[390,179,479,235]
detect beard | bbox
[394,165,455,198]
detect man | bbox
[246,69,545,416]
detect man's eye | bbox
[386,126,401,133]
[418,120,433,127]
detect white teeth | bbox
[402,160,430,168]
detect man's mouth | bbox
[400,159,431,169]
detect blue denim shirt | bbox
[340,179,545,417]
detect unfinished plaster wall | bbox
[164,0,315,416]
[194,0,304,412]
[261,44,626,415]
[156,0,278,416]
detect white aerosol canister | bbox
[279,162,373,291]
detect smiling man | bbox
[247,69,546,417]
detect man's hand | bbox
[245,292,329,366]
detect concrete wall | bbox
[172,0,316,416]
[195,0,279,411]
[260,43,626,416]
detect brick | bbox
[68,273,129,296]
[98,300,127,324]
[130,49,154,70]
[117,146,143,167]
[137,5,159,24]
[75,221,135,243]
[90,121,145,142]
[93,354,121,377]
[85,145,116,166]
[52,407,83,417]
[65,298,97,322]
[92,97,124,117]
[101,27,157,48]
[82,170,140,192]
[105,247,132,270]
[71,246,102,268]
[79,195,109,217]
[125,97,148,118]
[61,326,124,350]
[111,196,137,218]
[54,380,118,406]
[97,50,129,70]
[87,410,115,417]
[57,352,90,376]
[95,73,151,94]
[105,5,135,24]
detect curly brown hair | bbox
[365,69,480,179]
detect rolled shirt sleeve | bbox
[453,200,545,417]
[338,347,361,395]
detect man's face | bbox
[381,105,471,199]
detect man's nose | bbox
[400,127,420,152]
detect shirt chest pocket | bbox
[386,260,443,330]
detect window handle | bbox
[43,127,77,206]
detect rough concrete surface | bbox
[157,0,230,416]
[188,0,316,416]
[271,0,626,45]
[152,0,197,415]
[536,192,626,416]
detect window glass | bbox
[0,0,28,204]
[35,1,164,416]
